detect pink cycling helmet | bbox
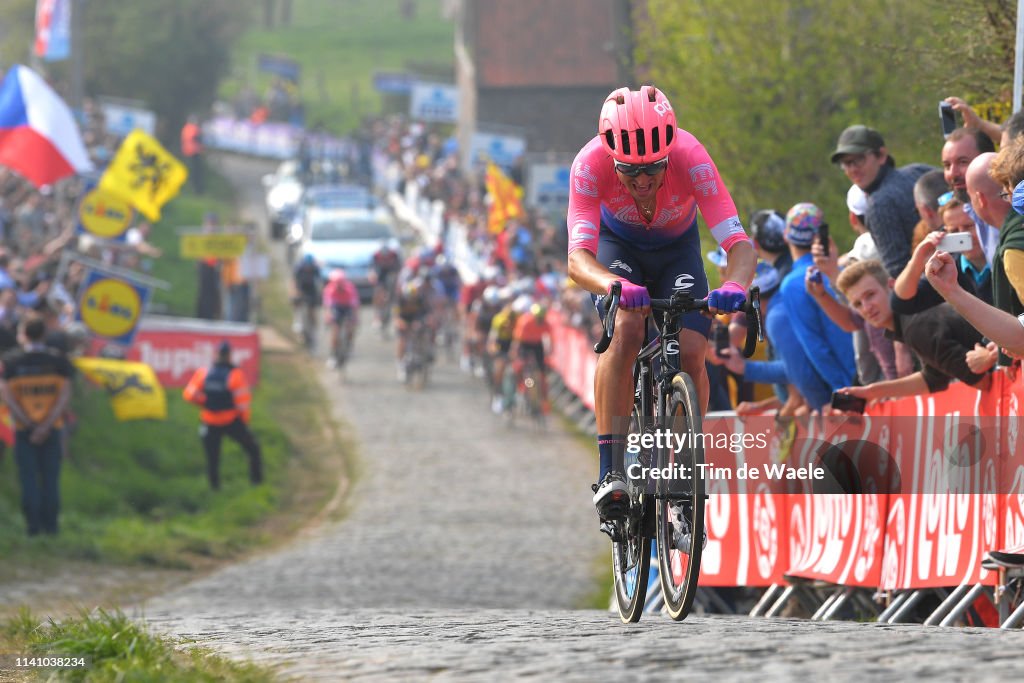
[599,85,677,164]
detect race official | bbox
[183,340,263,490]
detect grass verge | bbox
[0,607,276,682]
[220,0,454,134]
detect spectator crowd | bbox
[353,96,1024,420]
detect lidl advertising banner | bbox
[76,269,151,346]
[77,186,134,241]
[180,232,247,259]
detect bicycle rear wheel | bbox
[612,406,652,623]
[656,372,705,621]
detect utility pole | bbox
[70,0,85,111]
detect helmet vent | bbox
[665,126,674,147]
[620,131,631,156]
[635,129,646,157]
[651,127,661,154]
[615,94,625,105]
[648,88,657,102]
[604,130,616,151]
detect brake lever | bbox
[594,281,622,354]
[741,286,762,358]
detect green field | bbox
[220,0,455,133]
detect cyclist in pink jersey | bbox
[323,268,359,368]
[566,85,756,536]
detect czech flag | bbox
[0,65,92,187]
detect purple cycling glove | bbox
[609,278,650,310]
[708,280,746,312]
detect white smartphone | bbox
[937,232,973,253]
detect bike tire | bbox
[612,406,652,623]
[656,372,705,621]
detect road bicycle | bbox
[329,313,356,371]
[501,351,547,430]
[594,281,762,622]
[402,318,435,390]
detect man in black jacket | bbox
[833,259,989,404]
[831,125,933,278]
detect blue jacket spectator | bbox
[778,203,856,407]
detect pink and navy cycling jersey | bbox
[567,130,748,253]
[323,278,359,308]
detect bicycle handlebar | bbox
[593,280,764,358]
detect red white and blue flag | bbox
[34,0,71,62]
[0,65,92,187]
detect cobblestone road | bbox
[140,156,1024,682]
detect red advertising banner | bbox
[880,386,999,590]
[700,415,788,587]
[998,370,1024,554]
[89,315,260,387]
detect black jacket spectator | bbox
[888,297,987,393]
[865,163,934,278]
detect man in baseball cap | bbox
[830,125,887,165]
[831,124,931,277]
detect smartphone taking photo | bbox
[939,101,957,139]
[817,222,830,257]
[831,391,867,414]
[937,232,972,253]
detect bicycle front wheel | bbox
[656,372,705,621]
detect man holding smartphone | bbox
[892,192,993,315]
[941,127,997,263]
[834,259,990,406]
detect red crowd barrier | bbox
[547,310,1022,596]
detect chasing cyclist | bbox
[509,302,553,416]
[291,254,323,345]
[322,268,359,368]
[370,243,402,334]
[566,85,756,550]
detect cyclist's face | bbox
[845,275,894,330]
[615,164,666,202]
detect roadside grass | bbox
[0,164,346,572]
[220,0,454,134]
[0,607,276,683]
[0,346,310,569]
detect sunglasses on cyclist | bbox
[614,159,668,177]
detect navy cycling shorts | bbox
[592,222,712,337]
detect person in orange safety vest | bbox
[183,340,262,490]
[180,114,204,194]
